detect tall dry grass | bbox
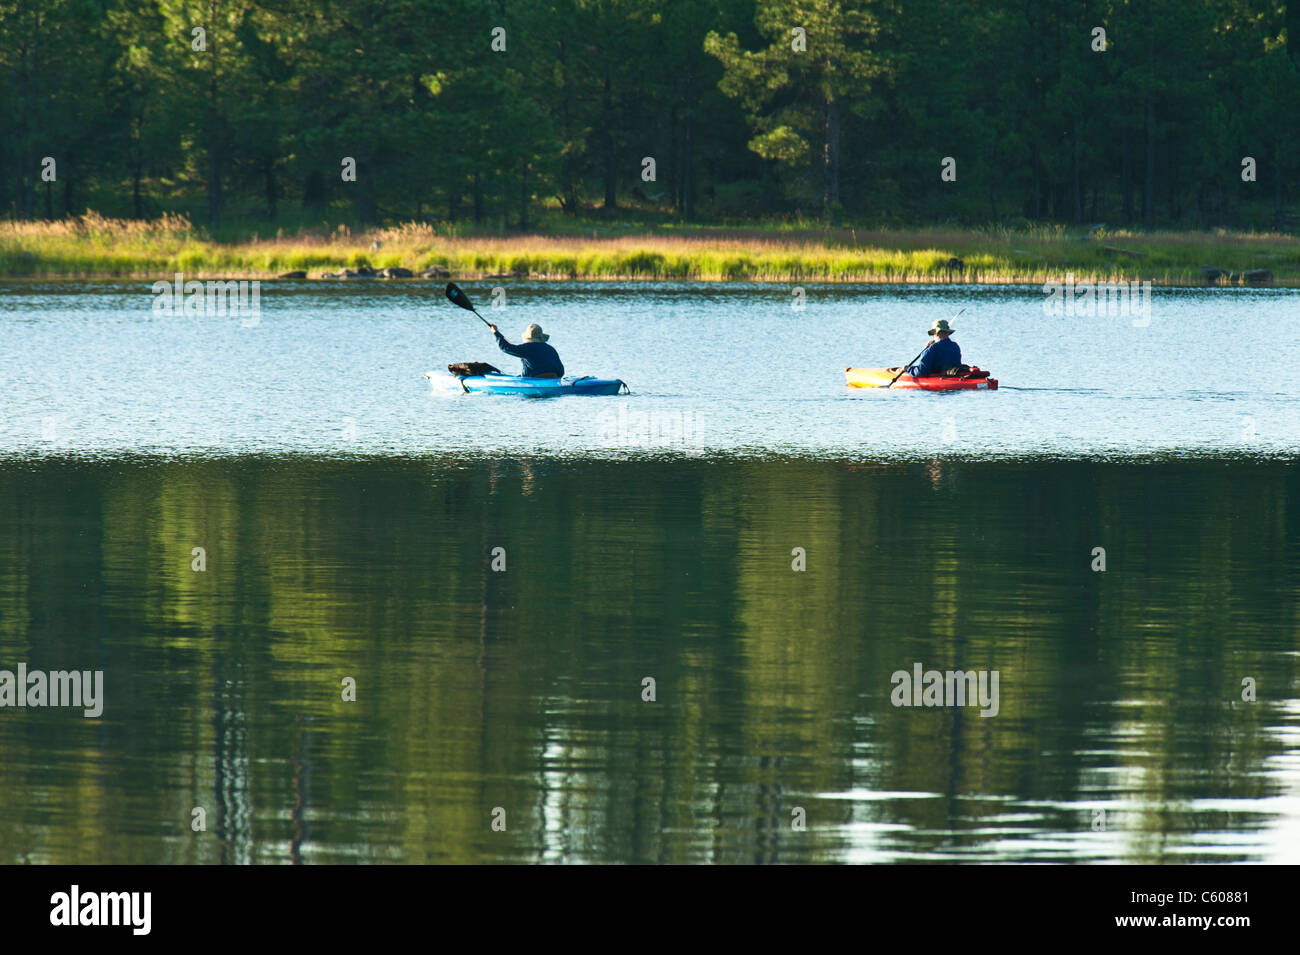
[0,211,195,239]
[2,213,1297,284]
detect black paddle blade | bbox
[445,283,475,311]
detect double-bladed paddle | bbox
[445,282,492,328]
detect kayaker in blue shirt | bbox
[907,319,962,377]
[488,322,564,378]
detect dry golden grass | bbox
[0,210,194,239]
[2,214,1297,284]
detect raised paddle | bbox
[445,282,492,328]
[886,307,966,388]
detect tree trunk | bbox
[683,69,695,220]
[601,64,617,211]
[302,169,325,212]
[131,114,144,218]
[557,36,578,215]
[519,161,529,230]
[669,102,680,214]
[207,0,221,227]
[208,136,220,226]
[1121,130,1133,224]
[355,175,376,225]
[823,95,841,216]
[1274,145,1284,233]
[265,159,277,220]
[1029,144,1041,219]
[1142,100,1154,229]
[18,32,33,220]
[1072,127,1082,222]
[1141,0,1154,229]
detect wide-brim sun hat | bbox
[928,319,955,334]
[523,323,550,342]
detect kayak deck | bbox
[431,371,628,396]
[845,367,999,391]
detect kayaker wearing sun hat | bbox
[487,322,565,379]
[906,319,962,378]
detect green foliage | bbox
[0,0,1297,231]
[707,0,885,211]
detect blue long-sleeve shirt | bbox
[494,332,564,378]
[908,337,961,377]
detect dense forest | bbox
[2,0,1300,230]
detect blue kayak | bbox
[453,372,627,396]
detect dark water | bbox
[1,455,1297,863]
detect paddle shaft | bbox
[887,344,930,388]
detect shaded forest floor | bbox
[2,213,1298,286]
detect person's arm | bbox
[909,342,936,377]
[491,327,527,358]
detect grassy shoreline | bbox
[3,214,1298,286]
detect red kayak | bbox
[845,367,999,390]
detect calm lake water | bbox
[0,282,1297,864]
[1,280,1298,459]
